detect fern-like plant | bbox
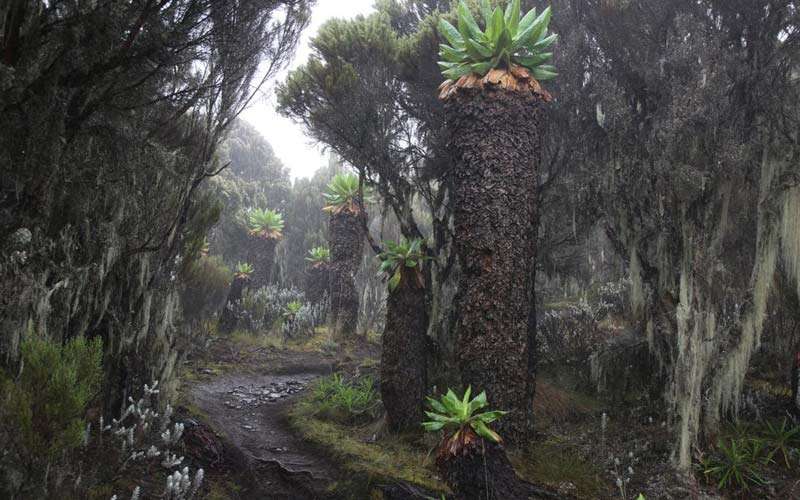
[763,418,800,469]
[700,438,767,491]
[305,246,331,266]
[438,0,557,82]
[423,386,507,447]
[247,208,284,240]
[234,262,254,280]
[378,238,429,291]
[323,173,365,214]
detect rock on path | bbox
[189,370,335,499]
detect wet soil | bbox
[185,342,339,499]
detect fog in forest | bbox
[1,1,799,499]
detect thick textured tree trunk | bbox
[380,270,428,433]
[436,431,558,500]
[793,352,800,415]
[444,87,543,445]
[328,206,364,341]
[304,263,330,304]
[252,238,278,289]
[218,276,247,334]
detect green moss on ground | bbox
[288,395,448,496]
[288,374,613,499]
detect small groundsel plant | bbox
[234,261,254,279]
[247,208,284,240]
[437,0,557,81]
[280,297,328,339]
[378,238,429,291]
[283,300,303,319]
[307,373,380,424]
[423,386,507,446]
[305,245,331,265]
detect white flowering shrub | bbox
[95,380,203,499]
[281,295,330,338]
[233,285,303,331]
[232,285,329,337]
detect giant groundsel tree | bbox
[323,173,367,341]
[436,0,557,445]
[247,207,285,287]
[378,238,430,432]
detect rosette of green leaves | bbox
[422,386,508,443]
[234,262,254,279]
[323,173,358,213]
[305,246,331,265]
[438,0,557,81]
[377,238,428,291]
[247,208,284,239]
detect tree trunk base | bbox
[437,437,562,500]
[380,280,428,433]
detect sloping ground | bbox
[190,369,336,499]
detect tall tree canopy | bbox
[0,0,312,409]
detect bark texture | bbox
[304,263,330,304]
[437,431,558,500]
[328,206,365,341]
[380,270,428,432]
[219,276,247,334]
[445,87,543,445]
[252,238,278,289]
[793,352,800,416]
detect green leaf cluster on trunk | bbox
[378,238,429,291]
[423,386,508,444]
[247,207,285,239]
[438,0,557,81]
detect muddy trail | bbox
[189,359,338,499]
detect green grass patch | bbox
[511,438,609,499]
[230,330,284,349]
[289,388,447,496]
[305,373,381,424]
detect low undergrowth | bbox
[288,370,612,499]
[305,373,381,424]
[289,375,447,497]
[511,439,608,498]
[696,419,800,494]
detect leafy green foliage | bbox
[437,0,557,81]
[181,255,234,324]
[247,208,285,239]
[762,418,800,469]
[378,238,429,291]
[323,173,363,213]
[423,386,507,443]
[307,374,380,424]
[699,438,767,491]
[234,262,255,279]
[283,300,303,317]
[305,245,331,265]
[0,337,103,481]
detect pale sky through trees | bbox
[242,0,376,180]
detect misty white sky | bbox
[241,0,376,180]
